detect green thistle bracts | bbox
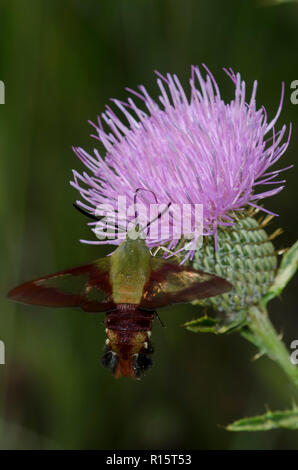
[192,215,277,313]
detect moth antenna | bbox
[73,203,100,221]
[134,188,158,209]
[130,188,172,239]
[139,202,172,235]
[155,311,166,328]
[133,187,159,230]
[73,202,125,237]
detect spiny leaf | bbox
[226,407,298,432]
[184,315,218,333]
[262,240,298,306]
[184,310,246,335]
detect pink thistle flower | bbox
[71,65,292,261]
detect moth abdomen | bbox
[102,304,155,379]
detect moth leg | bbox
[151,245,182,260]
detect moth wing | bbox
[140,258,233,309]
[7,258,115,312]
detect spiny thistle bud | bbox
[191,210,279,313]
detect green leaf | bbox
[226,407,298,431]
[184,315,218,333]
[184,310,247,334]
[262,240,298,306]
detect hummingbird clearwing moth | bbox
[7,199,233,379]
[7,238,232,379]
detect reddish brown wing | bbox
[140,259,233,309]
[7,258,115,312]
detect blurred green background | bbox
[0,0,298,450]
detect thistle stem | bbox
[242,305,298,390]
